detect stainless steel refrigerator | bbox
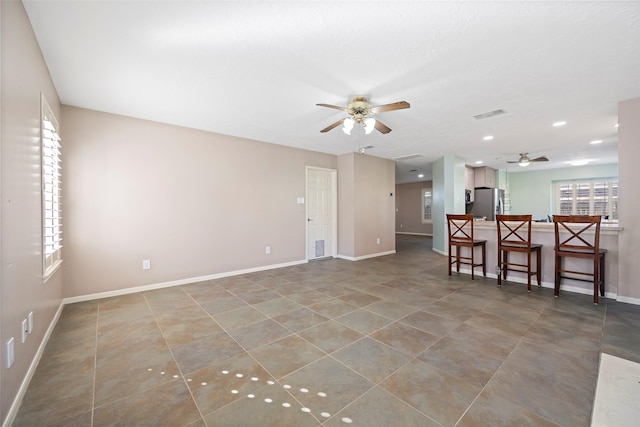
[471,188,504,221]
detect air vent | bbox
[473,109,506,120]
[392,153,424,161]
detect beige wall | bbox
[61,106,337,298]
[395,181,433,235]
[617,97,640,302]
[354,154,396,256]
[1,1,64,423]
[338,153,396,258]
[337,154,355,257]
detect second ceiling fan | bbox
[317,96,410,135]
[507,153,549,167]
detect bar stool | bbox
[446,214,486,280]
[553,215,606,305]
[496,214,542,291]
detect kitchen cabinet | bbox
[474,166,497,188]
[465,166,475,202]
[465,166,475,191]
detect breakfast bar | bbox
[470,220,621,298]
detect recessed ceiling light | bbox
[614,123,619,128]
[552,121,567,127]
[418,174,424,178]
[475,160,483,165]
[590,139,603,145]
[482,135,494,141]
[568,159,589,166]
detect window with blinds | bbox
[554,179,618,219]
[422,188,432,223]
[41,94,63,278]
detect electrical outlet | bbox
[142,259,151,270]
[28,311,34,333]
[6,338,15,368]
[376,238,381,244]
[21,319,28,343]
[265,246,271,255]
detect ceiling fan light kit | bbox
[342,117,376,135]
[343,118,355,135]
[317,96,410,135]
[363,117,376,134]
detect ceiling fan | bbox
[507,153,549,167]
[317,96,410,135]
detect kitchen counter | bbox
[468,221,621,297]
[473,220,621,233]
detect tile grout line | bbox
[177,285,326,425]
[90,303,101,427]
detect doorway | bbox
[306,166,337,260]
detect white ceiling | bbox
[23,1,640,183]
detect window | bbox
[554,179,618,220]
[41,94,62,278]
[422,188,432,223]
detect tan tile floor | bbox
[13,235,640,426]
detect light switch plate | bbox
[28,311,34,333]
[6,337,15,368]
[21,319,28,343]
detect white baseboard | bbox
[63,259,308,304]
[396,232,433,237]
[451,267,624,302]
[432,248,447,256]
[336,250,396,262]
[3,302,64,427]
[616,295,640,305]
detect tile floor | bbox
[13,235,640,426]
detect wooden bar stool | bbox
[553,215,606,305]
[496,214,542,291]
[446,214,486,280]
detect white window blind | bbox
[422,188,432,223]
[41,95,62,277]
[554,178,618,220]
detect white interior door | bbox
[306,167,336,260]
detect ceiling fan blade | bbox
[506,160,520,163]
[374,120,392,134]
[531,156,549,162]
[371,101,410,114]
[316,103,348,112]
[320,119,345,133]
